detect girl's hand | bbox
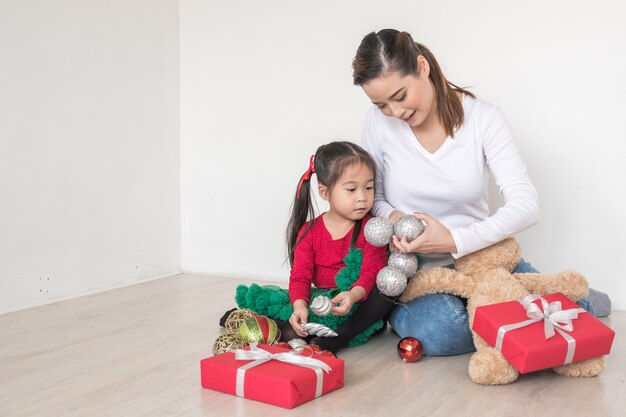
[289,301,310,337]
[331,287,365,316]
[392,213,457,254]
[388,210,405,252]
[388,210,405,225]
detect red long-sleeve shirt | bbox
[289,214,388,304]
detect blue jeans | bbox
[388,259,596,356]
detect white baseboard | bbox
[0,271,182,315]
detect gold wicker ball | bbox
[212,333,246,355]
[224,308,258,333]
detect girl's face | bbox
[319,162,374,222]
[361,57,435,128]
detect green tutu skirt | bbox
[235,248,384,347]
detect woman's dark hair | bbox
[286,141,376,266]
[352,29,475,138]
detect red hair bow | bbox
[296,155,315,198]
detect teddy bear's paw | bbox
[514,271,589,301]
[553,356,606,377]
[553,271,589,301]
[468,347,519,385]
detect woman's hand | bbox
[392,213,457,254]
[331,287,365,316]
[289,300,310,337]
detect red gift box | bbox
[472,292,615,374]
[200,343,344,409]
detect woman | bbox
[352,29,611,356]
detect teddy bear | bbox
[398,237,607,385]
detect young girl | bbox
[231,141,393,354]
[283,141,392,353]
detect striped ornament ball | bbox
[238,315,280,345]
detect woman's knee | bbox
[389,294,475,356]
[512,258,539,273]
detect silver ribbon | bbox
[234,343,332,399]
[495,294,587,365]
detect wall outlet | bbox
[39,277,50,294]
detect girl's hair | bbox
[286,141,376,266]
[352,29,475,138]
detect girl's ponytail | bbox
[286,156,316,266]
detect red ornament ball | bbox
[397,337,423,362]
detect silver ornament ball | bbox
[394,215,425,242]
[364,217,394,247]
[388,252,419,277]
[376,266,408,297]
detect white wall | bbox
[3,1,621,313]
[180,0,626,309]
[0,0,181,313]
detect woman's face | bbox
[361,58,435,128]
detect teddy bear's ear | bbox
[455,238,522,275]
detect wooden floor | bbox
[0,273,624,417]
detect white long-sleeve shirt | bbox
[362,95,539,269]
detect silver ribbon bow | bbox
[234,343,332,398]
[495,294,586,365]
